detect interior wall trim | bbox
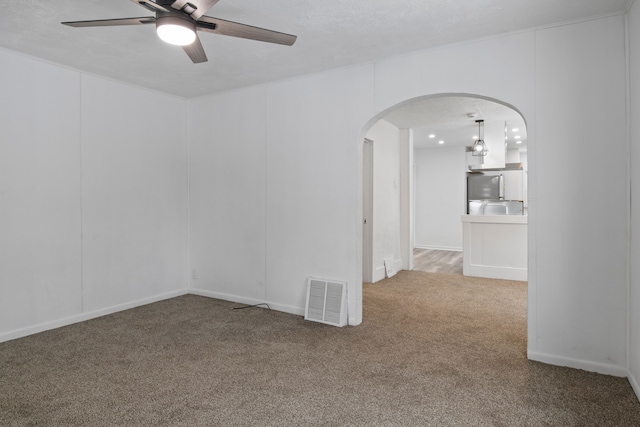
[0,289,188,344]
[414,244,463,252]
[189,288,305,317]
[528,350,628,378]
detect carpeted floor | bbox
[1,271,639,426]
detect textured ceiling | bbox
[384,96,527,150]
[0,0,630,98]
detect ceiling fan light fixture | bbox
[156,17,196,46]
[62,1,297,64]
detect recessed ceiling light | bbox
[512,128,519,132]
[516,140,522,144]
[429,134,436,138]
[438,140,445,145]
[515,135,521,139]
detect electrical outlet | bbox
[191,269,197,280]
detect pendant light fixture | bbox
[472,119,488,157]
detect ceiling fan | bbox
[61,0,297,63]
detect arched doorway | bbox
[357,92,528,320]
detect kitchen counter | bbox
[461,214,528,281]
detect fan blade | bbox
[172,0,220,20]
[62,17,155,27]
[182,34,208,63]
[197,16,297,46]
[129,0,169,13]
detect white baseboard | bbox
[414,244,463,252]
[0,288,305,344]
[189,288,305,317]
[528,350,628,378]
[372,266,387,283]
[3,290,638,403]
[372,257,403,283]
[0,289,189,344]
[464,264,528,281]
[189,288,367,326]
[629,369,640,402]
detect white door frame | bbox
[362,138,374,283]
[399,129,414,271]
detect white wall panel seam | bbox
[79,72,84,314]
[624,10,632,372]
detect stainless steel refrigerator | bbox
[467,173,524,215]
[467,174,503,214]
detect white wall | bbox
[188,14,630,379]
[264,68,373,314]
[188,66,375,319]
[414,146,466,251]
[0,11,634,393]
[188,85,268,304]
[0,50,188,342]
[80,75,188,312]
[627,0,640,398]
[0,51,82,336]
[366,119,403,282]
[376,14,626,376]
[531,16,627,374]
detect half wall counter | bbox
[461,214,527,281]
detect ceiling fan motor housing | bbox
[156,0,198,16]
[156,12,197,28]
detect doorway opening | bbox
[358,92,529,359]
[361,93,528,283]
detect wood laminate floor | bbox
[413,248,463,275]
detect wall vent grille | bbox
[304,278,347,327]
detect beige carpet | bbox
[1,271,639,426]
